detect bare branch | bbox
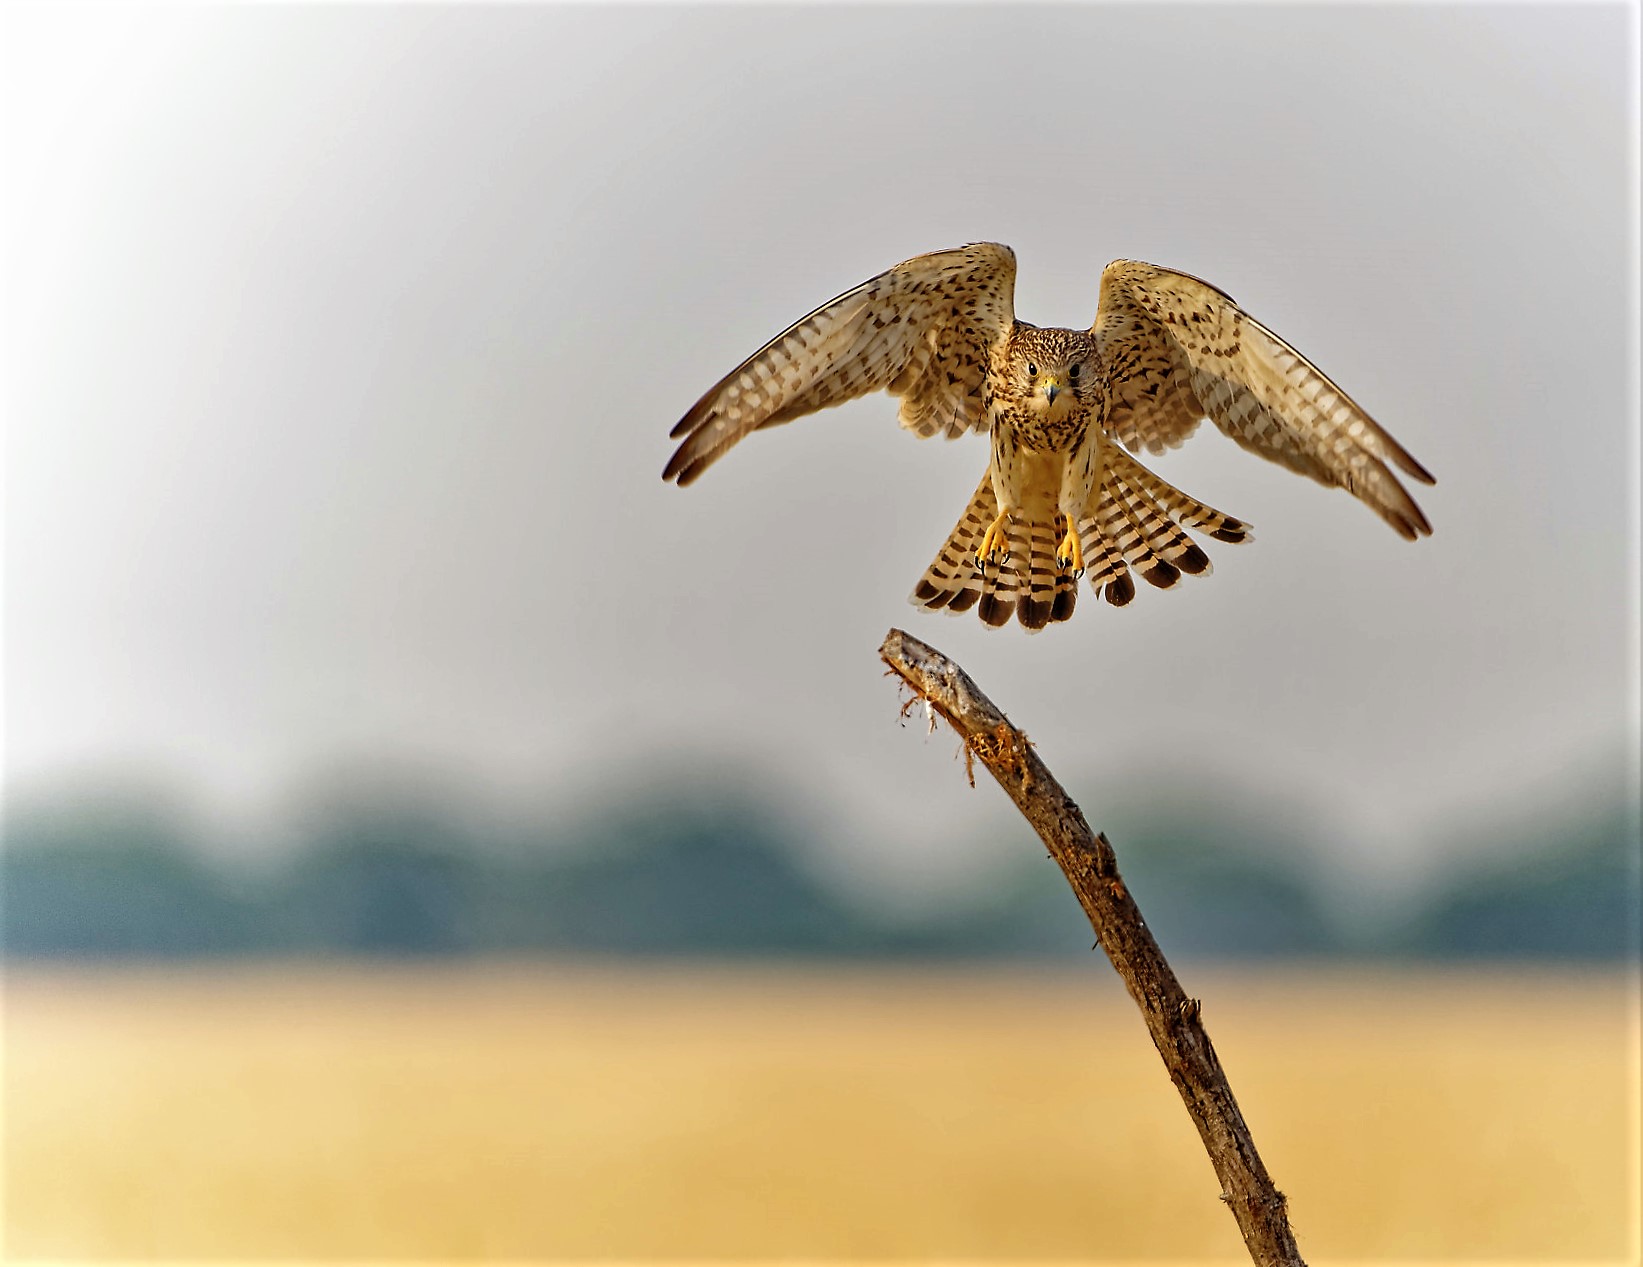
[880,627,1306,1266]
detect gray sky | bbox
[4,3,1637,896]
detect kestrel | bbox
[664,243,1433,630]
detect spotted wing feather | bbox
[1093,261,1435,540]
[664,244,1016,485]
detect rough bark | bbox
[880,627,1306,1266]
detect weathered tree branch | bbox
[880,627,1306,1266]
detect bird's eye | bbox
[1069,363,1081,379]
[1026,363,1038,377]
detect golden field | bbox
[3,961,1637,1262]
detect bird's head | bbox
[1007,327,1096,414]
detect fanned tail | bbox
[1115,448,1253,544]
[910,477,1077,632]
[1080,483,1139,607]
[910,448,1250,626]
[910,473,994,617]
[979,513,1076,631]
[1076,448,1253,608]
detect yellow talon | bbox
[1056,517,1084,575]
[976,510,1012,567]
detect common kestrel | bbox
[664,243,1433,630]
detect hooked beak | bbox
[1043,378,1061,405]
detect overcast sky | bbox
[4,3,1636,897]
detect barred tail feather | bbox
[910,478,1078,631]
[1078,448,1252,607]
[1084,485,1140,607]
[976,536,1018,629]
[1111,474,1208,587]
[1014,514,1075,631]
[1049,534,1079,624]
[1111,448,1253,544]
[911,474,995,616]
[1111,479,1183,591]
[1076,501,1133,608]
[911,449,1248,626]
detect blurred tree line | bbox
[2,767,1636,961]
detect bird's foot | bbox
[976,510,1012,568]
[1055,514,1085,577]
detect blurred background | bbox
[3,2,1638,1260]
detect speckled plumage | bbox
[665,243,1433,631]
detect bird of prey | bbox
[664,242,1433,630]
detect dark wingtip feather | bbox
[1105,574,1135,607]
[1050,586,1077,623]
[948,587,980,613]
[670,389,720,439]
[1395,448,1437,486]
[662,448,704,485]
[1383,495,1432,540]
[665,394,728,478]
[1210,524,1249,543]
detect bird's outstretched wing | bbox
[664,243,1017,486]
[1093,260,1435,539]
